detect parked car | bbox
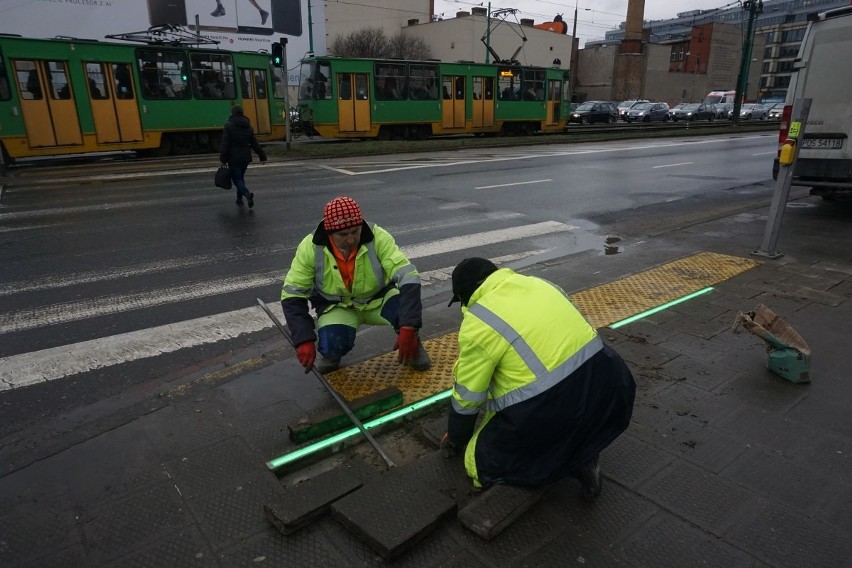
[670,102,716,121]
[766,103,785,120]
[617,99,649,121]
[739,103,768,120]
[625,102,670,122]
[569,101,618,124]
[668,103,688,119]
[713,102,734,119]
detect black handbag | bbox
[214,163,232,189]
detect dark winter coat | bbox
[220,115,266,165]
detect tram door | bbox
[84,62,142,144]
[441,75,465,129]
[14,59,83,147]
[337,73,370,133]
[239,68,272,135]
[471,76,494,128]
[546,79,562,126]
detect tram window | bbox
[298,61,313,99]
[409,64,438,100]
[472,77,482,101]
[355,75,368,100]
[270,66,287,98]
[112,63,135,99]
[484,77,494,100]
[189,52,234,100]
[338,74,352,100]
[85,63,108,99]
[442,77,452,100]
[0,51,10,101]
[498,72,518,101]
[375,63,405,100]
[240,70,252,99]
[47,61,71,99]
[522,69,545,101]
[15,61,42,100]
[254,70,267,99]
[136,49,189,99]
[551,81,561,101]
[315,62,330,99]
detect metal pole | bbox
[280,38,291,151]
[753,97,811,258]
[485,2,491,64]
[733,0,762,124]
[307,0,314,55]
[256,299,397,469]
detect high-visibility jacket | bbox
[281,221,422,346]
[449,268,635,488]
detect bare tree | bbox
[330,27,433,60]
[388,32,432,60]
[330,27,390,58]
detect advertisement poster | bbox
[0,0,324,85]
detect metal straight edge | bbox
[255,298,397,469]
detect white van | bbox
[773,5,852,199]
[703,90,737,105]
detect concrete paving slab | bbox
[264,460,367,535]
[457,484,545,541]
[331,481,456,560]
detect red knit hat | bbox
[323,196,363,232]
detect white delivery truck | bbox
[773,5,852,199]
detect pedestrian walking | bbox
[443,257,636,497]
[281,196,431,374]
[219,104,267,208]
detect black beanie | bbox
[448,257,498,307]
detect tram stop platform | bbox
[1,187,852,567]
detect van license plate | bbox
[803,138,843,149]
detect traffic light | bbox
[271,42,284,68]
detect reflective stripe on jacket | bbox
[281,221,422,346]
[451,268,601,416]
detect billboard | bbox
[0,0,325,85]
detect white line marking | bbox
[475,179,552,190]
[324,135,771,175]
[652,162,694,169]
[0,250,550,390]
[0,221,575,334]
[752,151,776,156]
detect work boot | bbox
[314,354,340,374]
[410,338,431,371]
[247,192,254,209]
[211,5,225,16]
[575,455,602,501]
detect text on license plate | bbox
[803,138,844,149]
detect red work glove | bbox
[393,326,419,365]
[296,342,316,373]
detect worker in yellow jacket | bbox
[281,196,430,374]
[444,258,635,497]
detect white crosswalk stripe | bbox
[0,220,575,391]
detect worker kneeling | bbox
[444,258,635,498]
[281,196,431,374]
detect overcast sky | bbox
[432,0,739,45]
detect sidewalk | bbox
[1,192,850,567]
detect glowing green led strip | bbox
[267,389,453,470]
[608,286,714,329]
[268,286,714,470]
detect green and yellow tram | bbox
[0,33,287,163]
[294,55,571,140]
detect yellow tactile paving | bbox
[325,252,760,404]
[572,251,761,329]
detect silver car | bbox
[767,103,785,120]
[739,103,768,120]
